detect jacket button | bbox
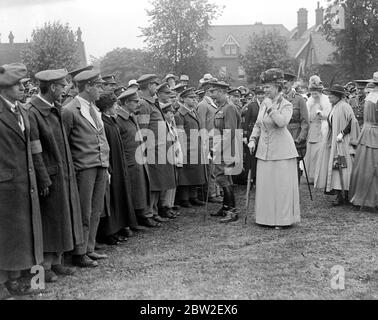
[29,168,32,172]
[30,188,34,193]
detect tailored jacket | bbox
[251,95,298,161]
[0,95,43,270]
[61,96,110,171]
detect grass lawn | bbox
[32,182,378,300]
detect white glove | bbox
[336,133,343,143]
[248,140,256,154]
[242,137,248,145]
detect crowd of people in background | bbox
[0,61,377,300]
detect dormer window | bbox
[222,35,240,56]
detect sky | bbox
[0,0,328,60]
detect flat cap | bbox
[73,70,104,84]
[0,63,28,87]
[195,89,205,96]
[35,69,68,83]
[180,87,196,98]
[137,74,159,85]
[284,72,296,82]
[260,68,284,84]
[118,86,139,101]
[208,80,230,90]
[127,79,139,89]
[102,74,117,84]
[228,88,242,96]
[180,74,189,81]
[157,82,172,94]
[68,65,93,78]
[173,83,187,93]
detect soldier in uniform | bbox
[163,74,178,89]
[174,88,207,207]
[283,72,309,180]
[62,65,94,106]
[27,69,84,282]
[179,75,189,87]
[209,81,242,223]
[102,74,117,92]
[137,74,177,223]
[228,88,243,116]
[172,83,187,112]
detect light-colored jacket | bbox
[251,95,298,161]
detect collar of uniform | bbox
[76,95,91,110]
[117,107,131,120]
[177,104,192,116]
[139,92,156,105]
[30,95,55,117]
[0,94,16,112]
[204,96,217,109]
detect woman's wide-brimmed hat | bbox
[324,84,347,96]
[308,75,324,91]
[354,71,378,85]
[260,68,284,84]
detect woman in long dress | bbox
[314,84,360,206]
[248,68,300,228]
[349,79,378,209]
[304,75,331,183]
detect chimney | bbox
[315,2,324,26]
[297,8,308,38]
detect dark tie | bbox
[12,104,24,131]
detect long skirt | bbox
[304,141,322,183]
[349,144,378,208]
[255,158,300,226]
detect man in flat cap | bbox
[174,88,207,207]
[283,72,309,180]
[63,65,94,106]
[196,77,222,203]
[62,70,110,268]
[209,81,242,223]
[228,88,243,116]
[0,63,43,299]
[137,74,176,224]
[26,69,84,282]
[116,87,158,228]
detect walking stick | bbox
[204,157,213,222]
[298,147,313,201]
[244,168,252,225]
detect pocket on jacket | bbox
[0,169,14,182]
[47,165,58,176]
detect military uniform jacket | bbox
[243,99,260,139]
[0,95,43,270]
[251,96,298,161]
[213,100,242,166]
[174,105,207,186]
[116,108,150,210]
[27,96,84,253]
[137,93,176,191]
[285,90,309,148]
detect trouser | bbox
[160,188,176,208]
[207,161,218,198]
[73,167,107,255]
[149,191,161,217]
[0,270,21,285]
[42,252,63,270]
[214,163,233,188]
[178,186,199,201]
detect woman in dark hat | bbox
[314,84,360,206]
[248,68,300,228]
[95,91,138,245]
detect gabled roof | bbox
[222,34,241,48]
[0,43,28,66]
[310,32,336,64]
[207,24,290,58]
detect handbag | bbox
[332,143,347,169]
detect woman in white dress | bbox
[304,75,331,183]
[248,68,300,228]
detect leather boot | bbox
[332,190,344,206]
[220,208,238,223]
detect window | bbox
[224,44,237,56]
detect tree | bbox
[100,48,152,85]
[322,0,378,81]
[140,0,222,84]
[240,29,298,84]
[21,22,80,77]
